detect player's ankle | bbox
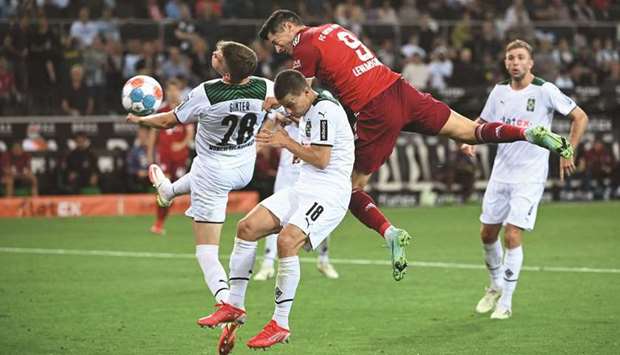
[381,223,395,238]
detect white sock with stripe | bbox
[272,256,300,330]
[195,244,229,303]
[483,239,504,290]
[227,238,257,309]
[499,246,523,310]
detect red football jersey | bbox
[157,103,189,163]
[292,24,400,113]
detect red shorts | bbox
[354,78,451,174]
[159,159,188,181]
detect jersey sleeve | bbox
[543,82,577,116]
[293,38,321,79]
[265,79,275,98]
[479,85,499,122]
[173,84,210,124]
[309,101,338,147]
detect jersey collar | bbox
[292,27,308,48]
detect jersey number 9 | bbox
[336,31,374,62]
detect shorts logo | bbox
[305,120,312,137]
[527,98,536,112]
[528,205,534,216]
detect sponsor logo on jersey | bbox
[320,120,328,140]
[305,120,312,137]
[527,98,536,112]
[292,33,300,47]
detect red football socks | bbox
[156,206,169,226]
[349,189,391,238]
[474,122,526,143]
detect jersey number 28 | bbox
[220,113,257,145]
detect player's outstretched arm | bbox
[256,125,331,169]
[126,111,178,129]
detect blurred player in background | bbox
[259,10,575,281]
[127,41,275,355]
[254,123,339,281]
[461,40,588,320]
[147,78,194,235]
[198,69,354,350]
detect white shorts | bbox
[273,167,300,193]
[185,156,255,223]
[480,180,545,231]
[260,187,349,250]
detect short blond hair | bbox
[506,39,533,57]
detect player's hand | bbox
[262,96,281,111]
[559,157,576,182]
[126,113,141,125]
[256,125,290,148]
[460,144,476,157]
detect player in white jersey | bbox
[461,40,588,320]
[254,123,340,280]
[126,41,275,354]
[197,69,354,350]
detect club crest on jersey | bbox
[527,98,536,112]
[305,121,312,137]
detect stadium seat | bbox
[107,139,129,151]
[98,156,115,173]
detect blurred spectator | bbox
[401,34,425,60]
[70,7,98,48]
[579,139,614,199]
[4,16,29,93]
[253,40,274,79]
[126,126,151,192]
[534,36,558,81]
[60,64,94,116]
[59,34,82,83]
[0,56,18,115]
[528,0,555,21]
[122,39,142,79]
[442,146,476,203]
[165,0,183,20]
[377,39,396,69]
[174,3,197,53]
[401,50,429,90]
[62,132,99,194]
[83,35,107,113]
[473,21,502,61]
[159,46,191,81]
[548,0,572,21]
[555,67,574,90]
[189,37,212,83]
[551,38,575,67]
[1,141,38,197]
[22,124,48,152]
[428,46,452,90]
[135,40,161,77]
[147,0,164,21]
[105,39,124,113]
[96,6,121,43]
[335,0,364,35]
[27,16,59,115]
[450,47,482,87]
[504,0,533,39]
[417,13,438,53]
[451,12,472,50]
[376,1,398,25]
[572,0,596,23]
[398,0,420,24]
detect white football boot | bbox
[490,304,512,320]
[317,261,339,279]
[475,287,502,314]
[148,164,172,208]
[253,262,275,281]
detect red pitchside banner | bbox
[0,192,259,218]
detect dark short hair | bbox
[217,41,257,84]
[258,10,304,40]
[274,69,309,100]
[506,39,533,57]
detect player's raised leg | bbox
[254,234,277,281]
[197,204,281,328]
[349,170,411,281]
[439,108,573,159]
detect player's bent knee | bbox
[237,217,260,241]
[480,224,501,243]
[277,226,306,257]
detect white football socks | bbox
[227,238,258,309]
[272,256,300,330]
[499,246,523,310]
[483,239,504,290]
[195,244,229,303]
[262,234,278,267]
[170,173,191,199]
[317,238,329,264]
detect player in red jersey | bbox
[259,10,574,281]
[148,78,194,234]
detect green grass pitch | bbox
[1,202,619,354]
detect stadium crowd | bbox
[0,0,619,198]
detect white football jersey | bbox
[480,77,577,183]
[174,76,274,167]
[279,124,302,173]
[295,91,354,200]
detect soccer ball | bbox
[122,75,163,116]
